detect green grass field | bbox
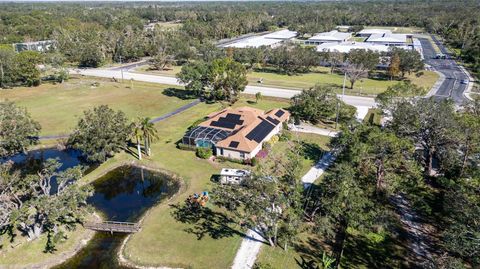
[135,65,438,97]
[0,76,192,136]
[248,67,439,96]
[1,81,334,268]
[363,26,424,34]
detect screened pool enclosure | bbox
[182,126,231,148]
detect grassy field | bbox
[0,76,192,136]
[363,26,424,34]
[256,227,408,269]
[247,67,439,96]
[135,65,438,96]
[1,80,332,269]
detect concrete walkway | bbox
[288,123,339,137]
[231,138,338,268]
[301,151,337,187]
[231,228,267,269]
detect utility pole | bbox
[335,72,347,129]
[119,56,124,83]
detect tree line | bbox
[0,1,478,78]
[0,101,160,251]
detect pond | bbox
[55,165,180,269]
[3,148,180,269]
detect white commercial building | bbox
[220,29,297,49]
[306,30,352,45]
[316,41,407,53]
[366,33,407,46]
[357,28,392,37]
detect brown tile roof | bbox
[200,107,290,153]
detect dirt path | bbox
[391,194,434,266]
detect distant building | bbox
[316,41,399,53]
[182,107,290,160]
[306,30,352,45]
[365,33,407,46]
[357,29,392,37]
[13,40,55,53]
[335,25,352,32]
[219,168,251,184]
[220,29,297,49]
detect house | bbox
[182,107,290,160]
[219,168,251,184]
[306,30,352,45]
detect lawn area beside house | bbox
[0,76,192,136]
[122,97,297,268]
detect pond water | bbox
[54,165,180,269]
[3,148,180,269]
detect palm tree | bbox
[133,120,144,160]
[140,117,159,156]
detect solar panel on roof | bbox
[274,110,285,117]
[266,116,280,125]
[210,113,244,129]
[229,141,239,148]
[246,120,275,143]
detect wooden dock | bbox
[84,221,141,233]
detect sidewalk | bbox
[288,123,339,137]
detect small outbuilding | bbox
[219,168,251,184]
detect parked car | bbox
[461,79,469,84]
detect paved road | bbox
[72,69,377,119]
[418,37,468,104]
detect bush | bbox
[177,143,196,151]
[269,135,279,145]
[251,157,258,166]
[279,131,292,141]
[196,147,213,159]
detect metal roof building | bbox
[357,29,393,37]
[306,30,352,45]
[220,29,297,49]
[366,33,407,46]
[316,41,410,53]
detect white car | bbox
[461,79,469,84]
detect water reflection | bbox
[55,165,180,269]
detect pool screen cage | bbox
[182,126,231,148]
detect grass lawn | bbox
[264,132,331,176]
[0,226,93,267]
[363,26,424,34]
[248,67,439,96]
[122,96,297,268]
[256,227,409,269]
[134,65,439,97]
[0,76,192,136]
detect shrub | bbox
[269,135,279,145]
[263,141,272,151]
[196,147,213,159]
[256,150,269,159]
[279,131,292,141]
[251,157,258,166]
[177,143,196,151]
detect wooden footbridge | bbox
[84,221,141,233]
